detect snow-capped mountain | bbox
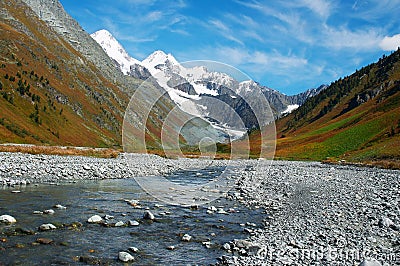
[91,30,141,74]
[91,29,324,138]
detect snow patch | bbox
[281,104,299,114]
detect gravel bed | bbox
[222,161,400,265]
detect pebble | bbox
[54,204,67,210]
[82,165,91,171]
[217,208,228,214]
[202,241,212,249]
[208,206,217,212]
[39,223,56,231]
[0,214,17,224]
[118,251,134,262]
[143,210,155,220]
[129,220,140,226]
[104,215,114,220]
[181,234,192,242]
[222,243,231,250]
[378,217,394,228]
[36,238,53,244]
[114,221,124,227]
[128,247,139,253]
[233,239,253,249]
[87,215,103,223]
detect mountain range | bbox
[91,29,325,140]
[1,0,398,167]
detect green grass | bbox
[301,112,364,138]
[320,118,385,158]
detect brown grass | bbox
[0,144,120,158]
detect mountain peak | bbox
[91,29,140,74]
[142,50,179,69]
[91,29,113,38]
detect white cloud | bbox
[321,25,382,51]
[187,46,308,76]
[295,0,333,19]
[146,11,163,22]
[379,34,400,51]
[208,20,244,45]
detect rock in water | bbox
[359,258,382,266]
[36,238,53,244]
[39,223,57,231]
[182,234,192,242]
[129,220,139,226]
[54,204,67,210]
[143,210,155,220]
[87,215,103,223]
[128,247,139,253]
[43,209,55,214]
[114,221,124,227]
[0,215,17,224]
[223,243,231,250]
[118,251,134,262]
[104,215,114,220]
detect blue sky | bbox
[60,0,400,95]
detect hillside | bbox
[272,48,400,167]
[0,0,181,149]
[0,0,126,146]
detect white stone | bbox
[39,223,56,231]
[54,204,66,209]
[223,243,231,250]
[128,247,139,253]
[379,217,394,227]
[143,210,155,220]
[114,221,124,227]
[0,214,16,224]
[118,251,134,262]
[129,220,140,226]
[87,215,103,223]
[104,215,114,220]
[44,209,55,214]
[182,234,192,242]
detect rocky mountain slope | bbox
[271,48,400,166]
[0,0,205,150]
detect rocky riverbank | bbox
[1,152,399,265]
[222,160,400,265]
[0,152,230,186]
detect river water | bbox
[0,167,264,265]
